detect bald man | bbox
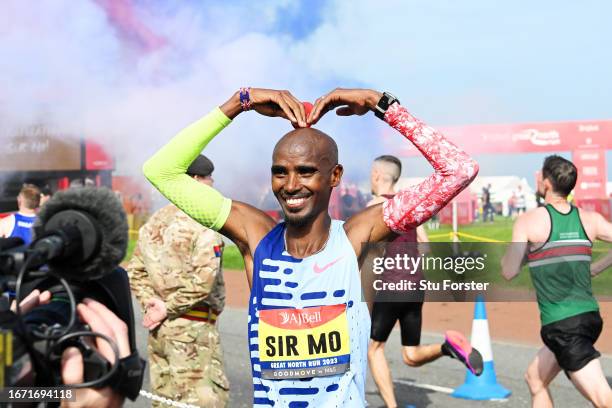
[144,87,479,407]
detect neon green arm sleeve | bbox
[143,107,233,231]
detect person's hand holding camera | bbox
[12,292,131,407]
[10,289,52,313]
[60,298,130,408]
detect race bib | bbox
[258,304,350,379]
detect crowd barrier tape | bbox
[455,232,503,243]
[427,233,454,240]
[430,230,609,253]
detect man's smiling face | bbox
[271,128,342,227]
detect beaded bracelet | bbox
[239,87,252,111]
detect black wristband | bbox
[111,352,146,401]
[374,92,400,120]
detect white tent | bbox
[470,176,536,215]
[393,176,536,216]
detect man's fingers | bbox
[336,106,355,116]
[309,94,330,125]
[143,312,156,327]
[83,299,130,358]
[61,347,84,385]
[148,321,161,331]
[274,96,297,123]
[143,317,156,329]
[284,93,306,127]
[143,315,160,330]
[310,95,327,122]
[310,89,346,124]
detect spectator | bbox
[0,184,40,245]
[515,185,526,215]
[482,183,494,222]
[508,192,516,218]
[128,155,229,407]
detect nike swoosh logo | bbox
[313,257,344,274]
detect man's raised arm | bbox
[376,102,478,235]
[143,88,308,249]
[309,88,478,246]
[143,107,233,231]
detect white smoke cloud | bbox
[2,0,610,203]
[1,1,379,202]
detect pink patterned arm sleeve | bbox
[382,103,479,232]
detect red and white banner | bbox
[389,119,612,156]
[572,147,607,200]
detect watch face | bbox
[383,92,399,106]
[376,92,399,118]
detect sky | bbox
[1,0,611,203]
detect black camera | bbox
[0,187,145,404]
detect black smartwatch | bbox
[374,92,400,120]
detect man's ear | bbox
[543,178,553,195]
[330,164,344,187]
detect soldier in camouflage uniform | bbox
[127,155,229,407]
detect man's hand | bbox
[61,299,130,408]
[308,88,383,125]
[143,298,167,330]
[220,88,308,127]
[250,88,308,127]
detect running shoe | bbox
[443,330,483,376]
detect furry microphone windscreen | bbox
[34,187,128,280]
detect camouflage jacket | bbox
[127,204,225,319]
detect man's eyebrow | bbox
[271,165,286,173]
[296,165,318,173]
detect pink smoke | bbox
[94,0,166,53]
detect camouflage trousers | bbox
[148,317,229,407]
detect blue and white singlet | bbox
[9,213,36,245]
[248,220,370,407]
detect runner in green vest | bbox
[502,155,612,408]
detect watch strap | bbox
[375,92,399,120]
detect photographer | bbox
[11,290,131,407]
[1,187,145,407]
